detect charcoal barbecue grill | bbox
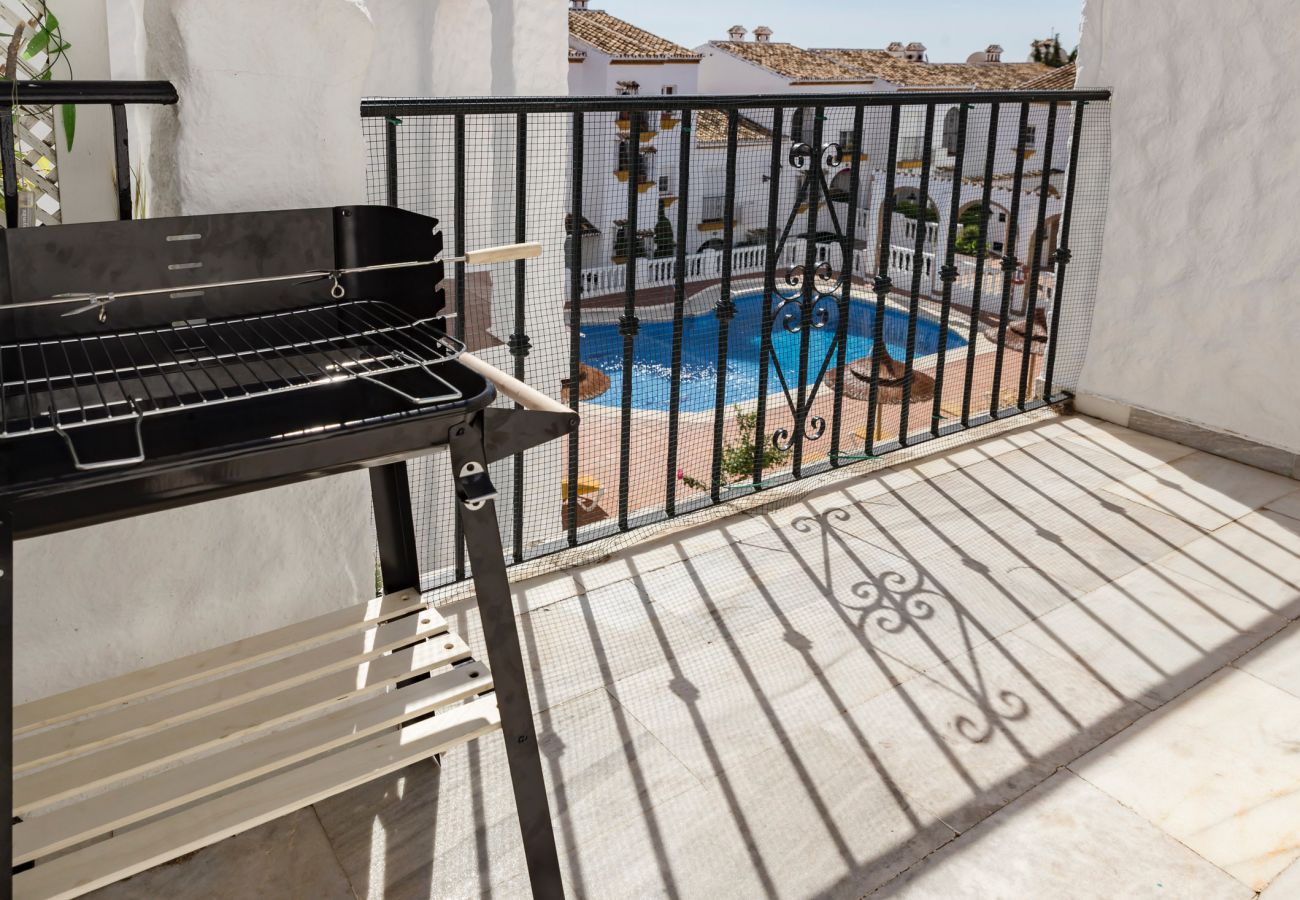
[0,205,571,897]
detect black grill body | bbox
[0,205,491,536]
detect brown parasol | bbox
[982,309,1049,396]
[833,351,936,441]
[560,363,610,402]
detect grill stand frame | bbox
[1,376,575,899]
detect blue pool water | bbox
[580,291,968,413]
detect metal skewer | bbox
[3,241,543,318]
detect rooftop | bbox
[568,9,701,61]
[104,413,1300,897]
[1020,62,1078,90]
[708,40,874,85]
[691,108,773,145]
[813,48,1052,89]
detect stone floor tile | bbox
[1261,855,1300,898]
[1234,620,1300,699]
[587,725,956,899]
[86,808,355,900]
[1073,667,1300,891]
[604,583,926,782]
[1266,487,1300,523]
[1014,564,1285,709]
[312,688,701,899]
[1104,451,1298,531]
[1155,510,1300,619]
[871,771,1254,899]
[1046,414,1200,471]
[903,632,1145,785]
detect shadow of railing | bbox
[342,417,1298,897]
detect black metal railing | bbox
[360,88,1111,590]
[1,80,178,227]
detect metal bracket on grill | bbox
[353,350,461,407]
[49,398,147,472]
[455,461,498,512]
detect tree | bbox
[653,206,675,258]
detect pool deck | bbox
[571,339,1037,526]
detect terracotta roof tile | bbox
[693,109,773,145]
[1019,63,1076,90]
[568,10,700,60]
[708,41,873,84]
[811,48,1051,89]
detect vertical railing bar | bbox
[896,104,936,444]
[452,112,467,582]
[1017,99,1059,408]
[111,104,132,220]
[384,117,399,207]
[830,103,865,466]
[0,112,16,228]
[617,108,641,531]
[866,106,902,457]
[566,111,584,546]
[791,106,825,478]
[709,109,741,502]
[1042,99,1088,394]
[930,102,969,437]
[510,112,527,564]
[752,106,784,488]
[960,102,1000,426]
[988,103,1031,417]
[664,106,692,517]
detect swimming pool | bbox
[579,291,968,413]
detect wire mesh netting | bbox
[360,93,1111,593]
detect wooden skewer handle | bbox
[459,352,571,415]
[461,242,543,266]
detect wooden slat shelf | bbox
[10,588,500,900]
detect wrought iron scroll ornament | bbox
[791,507,1032,745]
[761,139,852,453]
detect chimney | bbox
[904,41,926,62]
[985,44,1002,63]
[570,0,589,8]
[886,41,905,57]
[753,25,773,43]
[727,25,747,42]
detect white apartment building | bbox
[568,5,1074,310]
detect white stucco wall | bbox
[48,0,119,223]
[1074,0,1300,453]
[363,0,570,571]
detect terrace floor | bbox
[93,414,1300,899]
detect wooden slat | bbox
[15,607,449,771]
[15,663,493,864]
[13,697,502,900]
[14,633,471,815]
[14,589,425,735]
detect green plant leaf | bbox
[22,11,59,59]
[61,104,75,152]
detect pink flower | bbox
[676,468,684,480]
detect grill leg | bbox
[449,418,564,899]
[370,462,421,593]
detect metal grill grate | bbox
[1,299,465,441]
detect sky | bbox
[593,0,1085,65]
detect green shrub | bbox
[680,407,790,490]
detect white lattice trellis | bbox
[2,0,63,226]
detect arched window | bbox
[942,107,960,155]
